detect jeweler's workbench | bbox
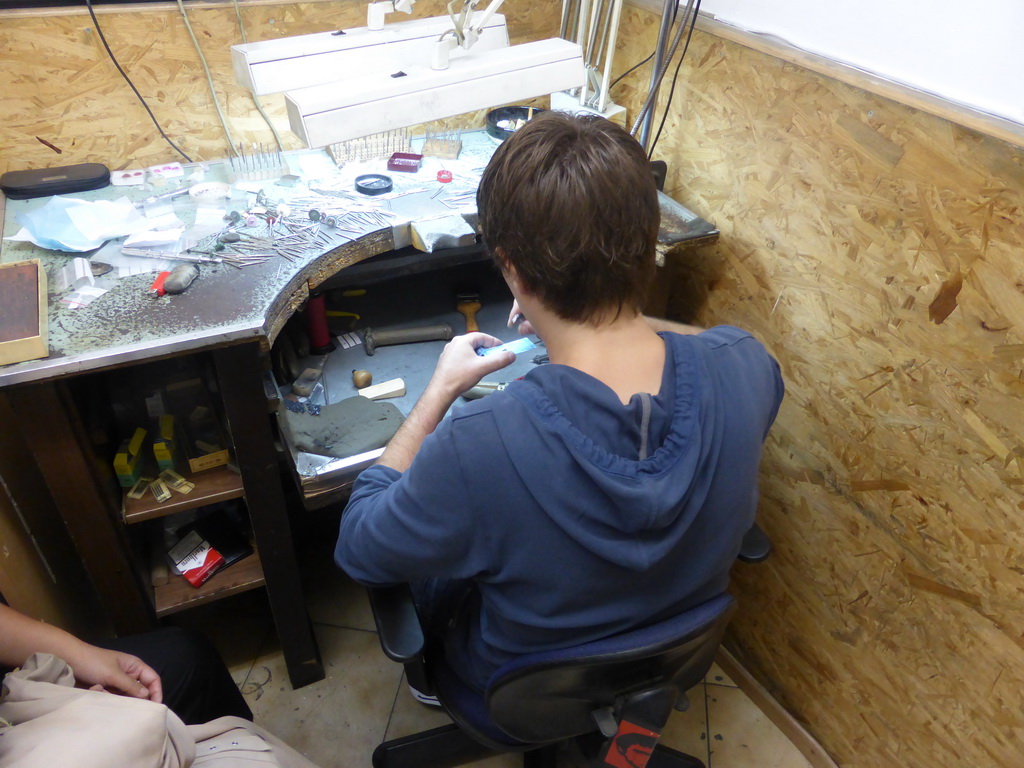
[0,130,718,690]
[0,132,715,387]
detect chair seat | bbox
[423,594,735,750]
[433,657,532,751]
[485,594,735,744]
[369,587,741,768]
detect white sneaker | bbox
[408,684,442,708]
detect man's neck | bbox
[538,309,667,404]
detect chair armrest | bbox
[366,583,425,663]
[738,522,772,564]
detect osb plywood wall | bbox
[0,0,560,174]
[5,1,1024,764]
[615,6,1024,768]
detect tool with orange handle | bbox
[456,291,481,333]
[149,271,171,297]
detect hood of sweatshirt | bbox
[492,331,725,572]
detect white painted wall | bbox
[699,0,1024,124]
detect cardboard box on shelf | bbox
[167,529,224,588]
[153,414,179,472]
[113,427,148,488]
[163,378,231,473]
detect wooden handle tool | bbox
[363,322,455,355]
[457,292,481,333]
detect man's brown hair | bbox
[477,111,659,324]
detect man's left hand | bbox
[376,333,515,472]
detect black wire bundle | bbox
[648,0,701,159]
[84,0,192,163]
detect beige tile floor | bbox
[171,520,814,768]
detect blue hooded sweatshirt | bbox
[336,326,784,690]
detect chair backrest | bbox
[484,593,736,744]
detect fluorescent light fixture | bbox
[285,38,586,148]
[232,14,509,96]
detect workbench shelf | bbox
[121,465,245,524]
[154,549,264,617]
[47,345,323,687]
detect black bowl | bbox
[485,106,545,142]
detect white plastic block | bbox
[286,38,586,148]
[232,14,509,95]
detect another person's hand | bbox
[68,644,163,703]
[507,300,536,336]
[428,333,514,400]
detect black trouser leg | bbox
[99,626,252,724]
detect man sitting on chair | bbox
[335,111,784,698]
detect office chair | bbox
[368,522,770,768]
[737,520,772,564]
[369,588,738,768]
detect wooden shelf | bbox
[122,465,244,524]
[154,550,264,617]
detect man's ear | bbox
[503,266,526,298]
[495,250,519,287]
[493,247,510,273]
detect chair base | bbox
[568,732,705,768]
[372,723,560,768]
[373,724,705,768]
[648,746,706,768]
[373,724,493,768]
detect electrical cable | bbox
[231,0,285,152]
[176,0,238,157]
[609,51,655,89]
[83,0,192,163]
[647,0,701,160]
[609,0,678,89]
[628,0,693,139]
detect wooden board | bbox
[0,0,562,175]
[0,260,47,365]
[613,5,1024,767]
[122,464,245,524]
[155,549,264,616]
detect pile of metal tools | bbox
[421,125,463,159]
[327,129,413,166]
[228,144,287,182]
[189,191,398,268]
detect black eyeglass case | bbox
[0,163,111,200]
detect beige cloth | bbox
[0,653,320,768]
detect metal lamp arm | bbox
[367,0,417,31]
[433,0,505,69]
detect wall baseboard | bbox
[715,647,840,768]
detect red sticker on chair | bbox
[601,719,661,768]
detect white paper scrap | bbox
[55,257,96,292]
[61,285,107,309]
[124,228,184,248]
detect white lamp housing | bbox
[285,38,586,148]
[232,14,509,96]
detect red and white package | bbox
[168,530,224,588]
